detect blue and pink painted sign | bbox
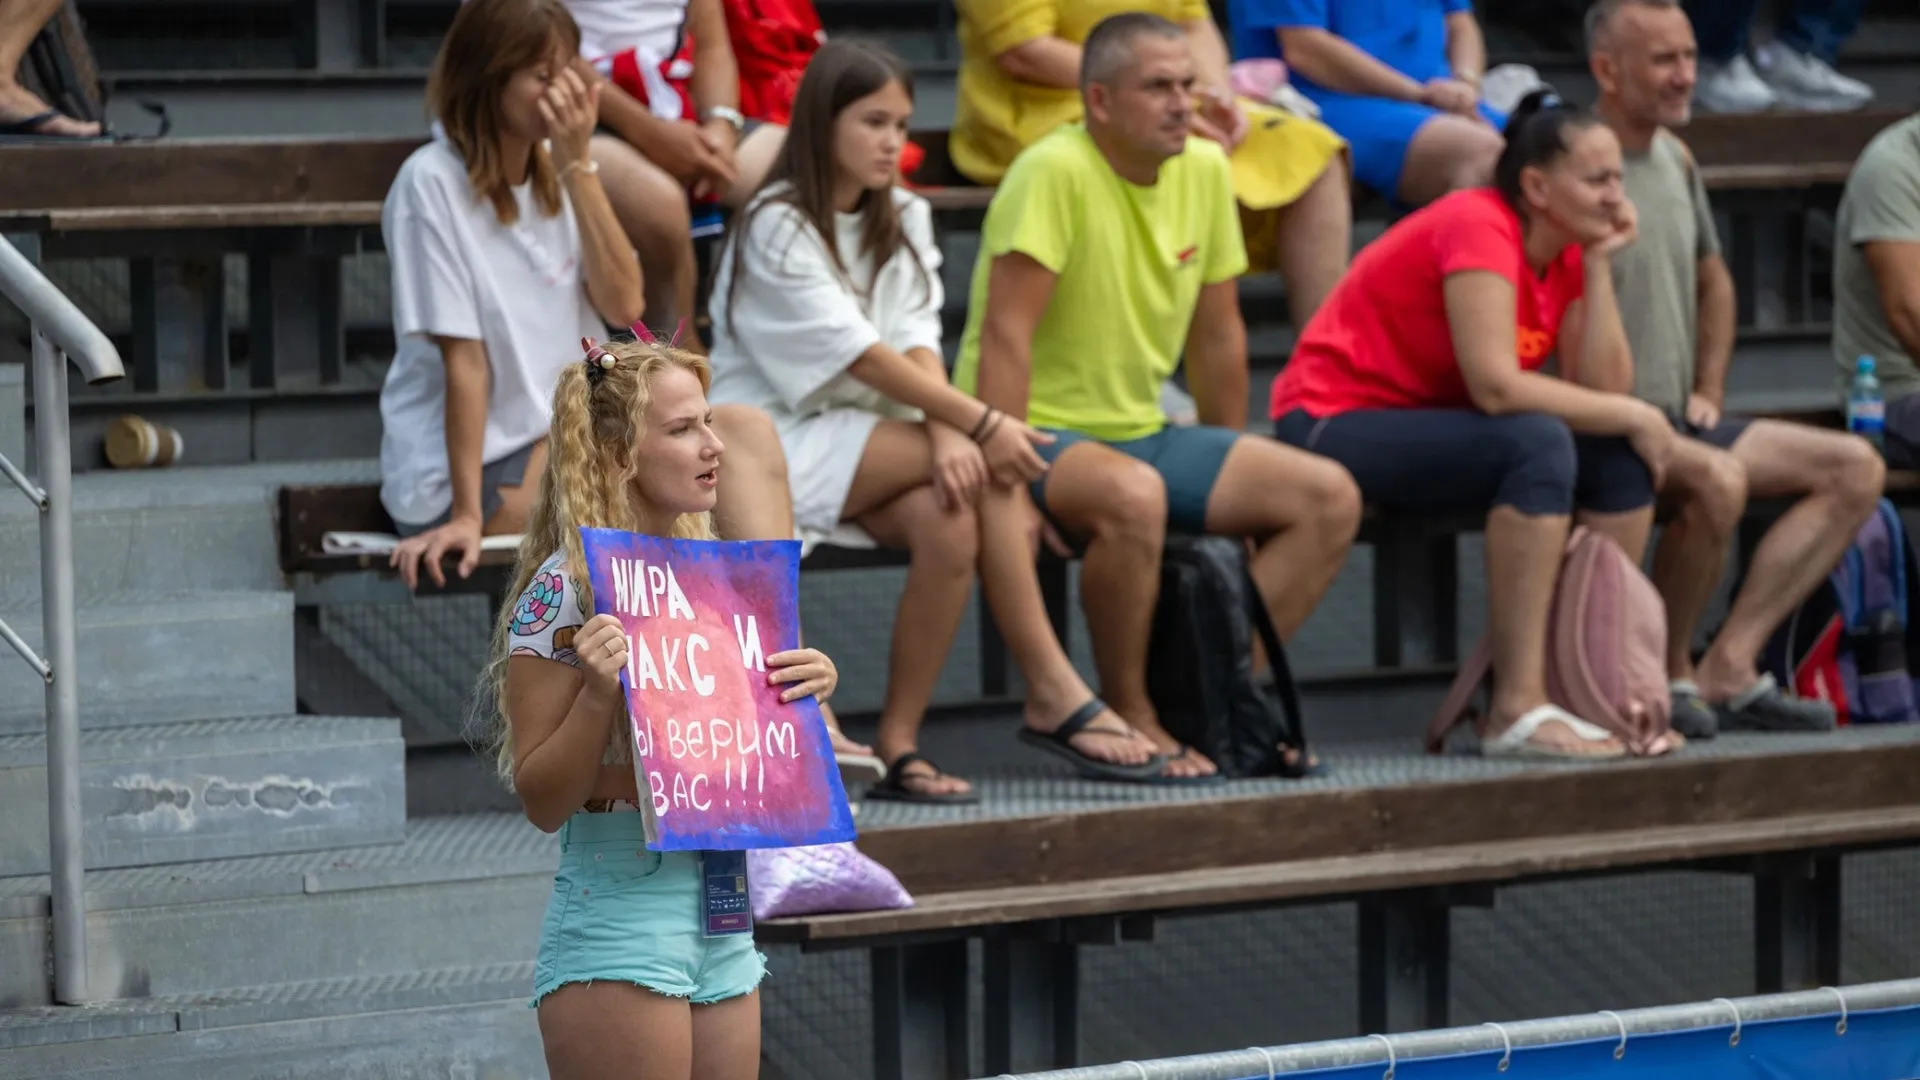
[578,528,856,852]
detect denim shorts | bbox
[1033,423,1241,534]
[529,811,766,1008]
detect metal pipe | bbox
[0,237,122,386]
[0,615,51,682]
[33,329,88,1004]
[1000,979,1920,1079]
[0,450,48,509]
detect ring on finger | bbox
[605,638,620,657]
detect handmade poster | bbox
[578,527,857,851]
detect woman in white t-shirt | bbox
[381,0,643,589]
[708,39,1169,801]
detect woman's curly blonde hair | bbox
[479,339,717,783]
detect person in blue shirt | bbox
[1227,0,1504,208]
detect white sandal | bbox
[1481,704,1626,761]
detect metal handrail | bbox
[0,238,120,385]
[0,233,124,1006]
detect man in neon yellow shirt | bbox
[955,12,1361,781]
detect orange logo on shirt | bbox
[1516,326,1553,362]
[1175,245,1198,267]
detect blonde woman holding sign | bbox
[488,337,836,1080]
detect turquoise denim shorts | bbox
[529,811,766,1007]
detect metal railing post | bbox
[33,327,87,1004]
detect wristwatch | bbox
[702,105,746,133]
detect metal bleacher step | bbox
[0,714,405,879]
[0,591,293,733]
[0,459,377,604]
[0,962,542,1080]
[0,813,549,1009]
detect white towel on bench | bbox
[320,523,878,559]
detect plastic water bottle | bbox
[1848,355,1886,449]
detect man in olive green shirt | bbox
[1833,111,1920,465]
[1591,0,1880,736]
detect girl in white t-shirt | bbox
[707,39,1169,801]
[492,337,837,1079]
[381,0,643,590]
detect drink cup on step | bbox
[104,414,183,469]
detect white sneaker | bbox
[1753,42,1874,111]
[1693,55,1777,113]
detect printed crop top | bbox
[506,550,633,766]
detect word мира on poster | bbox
[603,553,801,818]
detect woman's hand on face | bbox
[542,60,602,173]
[767,647,837,704]
[1587,199,1640,258]
[574,613,631,708]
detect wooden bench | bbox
[760,734,1920,1078]
[0,136,414,393]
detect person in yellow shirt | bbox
[952,0,1352,332]
[955,13,1361,781]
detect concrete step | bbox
[0,592,293,734]
[0,715,405,880]
[0,963,541,1079]
[0,813,547,1006]
[0,459,377,606]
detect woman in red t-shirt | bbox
[1271,90,1679,761]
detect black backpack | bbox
[1146,534,1315,778]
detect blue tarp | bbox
[1262,1006,1920,1080]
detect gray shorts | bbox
[1886,393,1920,470]
[394,441,537,538]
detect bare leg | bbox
[539,982,692,1080]
[1696,421,1884,698]
[1482,506,1625,755]
[1036,444,1168,732]
[1204,436,1361,639]
[1395,113,1504,209]
[1649,439,1747,680]
[689,992,761,1080]
[1271,160,1352,329]
[845,421,978,797]
[976,480,1161,768]
[721,125,786,210]
[591,134,698,334]
[0,0,99,136]
[1574,504,1656,565]
[708,404,871,758]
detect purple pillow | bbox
[747,842,914,920]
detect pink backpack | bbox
[1427,527,1673,756]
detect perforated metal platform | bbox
[849,726,1920,828]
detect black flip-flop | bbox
[1018,699,1168,781]
[863,751,980,805]
[1132,746,1228,786]
[0,109,109,142]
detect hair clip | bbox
[629,320,657,345]
[1537,90,1565,110]
[581,336,617,382]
